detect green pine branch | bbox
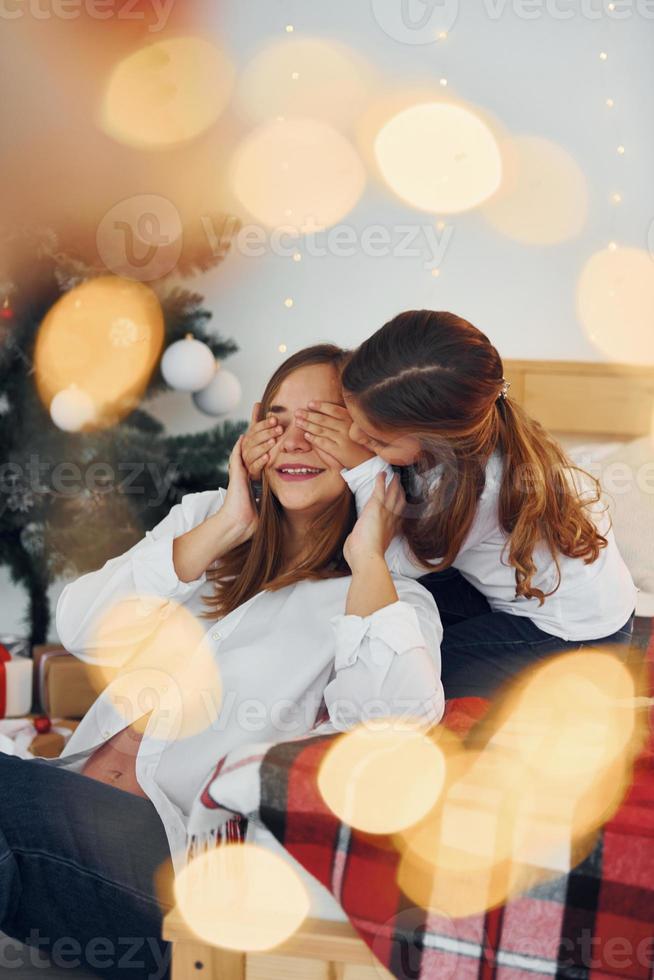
[0,223,245,644]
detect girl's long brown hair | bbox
[199,345,357,620]
[342,310,607,605]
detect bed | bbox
[166,357,654,979]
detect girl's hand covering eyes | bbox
[242,402,283,480]
[294,401,374,470]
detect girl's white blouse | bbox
[50,488,444,872]
[342,454,638,642]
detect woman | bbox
[0,345,444,979]
[283,312,637,699]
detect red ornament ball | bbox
[34,716,51,734]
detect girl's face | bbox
[344,393,422,467]
[265,364,347,515]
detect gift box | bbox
[33,644,114,719]
[0,634,33,718]
[31,718,79,758]
[0,715,79,758]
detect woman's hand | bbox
[222,435,259,543]
[172,437,257,582]
[343,472,404,572]
[294,402,373,470]
[242,402,284,480]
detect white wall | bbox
[178,0,653,427]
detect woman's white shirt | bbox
[50,488,444,873]
[342,453,637,641]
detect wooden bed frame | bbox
[163,358,654,980]
[502,358,654,438]
[164,910,390,979]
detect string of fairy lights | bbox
[271,11,645,363]
[279,19,295,353]
[598,17,626,253]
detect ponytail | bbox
[494,397,607,603]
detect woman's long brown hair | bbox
[342,310,608,605]
[199,345,357,620]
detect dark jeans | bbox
[419,567,636,699]
[0,752,173,979]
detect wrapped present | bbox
[33,644,113,719]
[0,715,79,759]
[0,634,33,718]
[31,717,79,758]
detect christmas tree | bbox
[0,226,246,645]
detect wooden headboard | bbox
[503,360,654,438]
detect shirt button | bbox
[211,631,221,641]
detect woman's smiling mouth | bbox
[276,464,326,482]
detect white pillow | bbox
[568,437,654,617]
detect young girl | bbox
[288,311,637,699]
[0,345,443,979]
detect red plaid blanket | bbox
[193,619,654,980]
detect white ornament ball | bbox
[161,337,216,392]
[50,386,96,431]
[192,366,242,416]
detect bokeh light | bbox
[34,276,164,430]
[236,38,375,130]
[483,136,588,244]
[84,596,222,741]
[505,649,636,782]
[99,37,234,149]
[230,118,366,232]
[373,102,502,213]
[318,722,446,833]
[397,649,643,918]
[577,246,654,364]
[175,843,310,951]
[397,747,524,918]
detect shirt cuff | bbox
[340,455,391,492]
[130,531,207,602]
[330,600,426,670]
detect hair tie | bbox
[498,378,511,400]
